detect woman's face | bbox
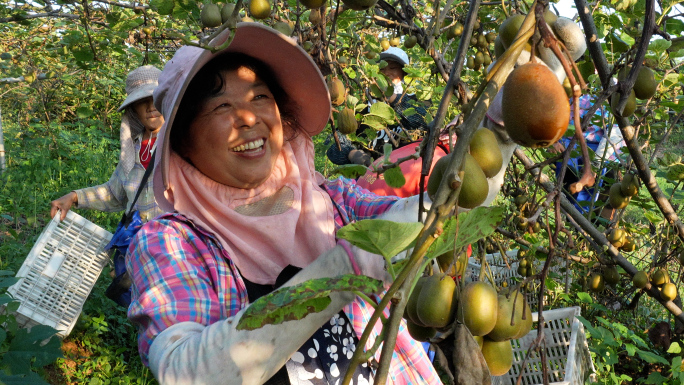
[133,97,164,133]
[183,66,285,189]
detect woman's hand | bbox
[50,192,77,221]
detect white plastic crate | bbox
[493,306,596,385]
[6,210,112,337]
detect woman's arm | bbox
[73,162,130,212]
[129,219,387,385]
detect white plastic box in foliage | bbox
[466,249,572,310]
[6,211,112,337]
[493,306,596,385]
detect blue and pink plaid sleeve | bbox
[126,214,248,365]
[323,176,400,228]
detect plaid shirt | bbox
[75,138,161,222]
[127,177,442,384]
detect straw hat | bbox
[117,65,162,112]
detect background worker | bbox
[49,65,164,223]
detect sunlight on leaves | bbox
[337,219,423,260]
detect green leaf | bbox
[667,341,682,354]
[363,114,390,131]
[0,371,52,385]
[576,315,599,337]
[649,39,672,53]
[665,163,684,181]
[3,325,62,374]
[636,350,670,365]
[643,210,663,224]
[76,106,93,119]
[237,275,382,330]
[452,206,504,250]
[150,0,175,15]
[368,102,396,122]
[383,167,406,188]
[0,277,20,288]
[625,343,637,356]
[642,371,668,384]
[337,219,423,260]
[72,48,94,62]
[426,206,504,258]
[331,164,368,179]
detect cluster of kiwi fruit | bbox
[610,65,658,117]
[405,277,534,376]
[632,268,678,301]
[515,249,536,278]
[608,172,640,210]
[606,227,636,252]
[427,127,503,208]
[459,281,533,376]
[441,18,495,71]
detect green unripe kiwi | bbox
[469,127,503,178]
[200,3,223,28]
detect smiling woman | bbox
[126,22,441,385]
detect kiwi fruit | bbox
[459,153,489,208]
[460,281,498,337]
[632,271,648,289]
[404,35,418,49]
[416,273,457,328]
[327,77,346,106]
[502,63,570,148]
[469,127,503,178]
[249,0,271,19]
[551,17,586,61]
[201,3,223,28]
[337,107,357,135]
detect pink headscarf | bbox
[152,24,335,284]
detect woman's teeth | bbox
[233,138,264,152]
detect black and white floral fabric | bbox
[285,311,374,385]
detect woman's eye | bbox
[254,94,268,100]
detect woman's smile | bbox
[232,138,265,153]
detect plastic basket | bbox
[6,210,112,337]
[493,306,596,385]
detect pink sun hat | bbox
[152,22,331,196]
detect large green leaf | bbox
[368,102,396,121]
[636,350,670,365]
[336,219,423,259]
[426,206,505,258]
[237,275,382,330]
[0,371,51,385]
[2,325,62,374]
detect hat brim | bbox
[156,22,331,191]
[117,84,157,112]
[379,53,408,67]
